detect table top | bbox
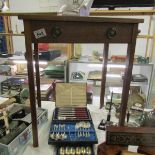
[18,15,144,24]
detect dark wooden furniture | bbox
[18,15,143,147]
[138,146,155,155]
[106,126,155,147]
[97,141,127,155]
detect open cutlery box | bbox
[48,83,98,152]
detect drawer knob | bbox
[51,26,62,39]
[106,27,117,39]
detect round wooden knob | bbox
[106,27,117,39]
[51,26,62,39]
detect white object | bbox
[58,0,94,16]
[13,60,47,65]
[79,0,94,16]
[2,1,9,12]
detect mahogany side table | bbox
[18,15,143,147]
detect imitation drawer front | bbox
[30,21,135,43]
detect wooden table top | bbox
[18,14,144,23]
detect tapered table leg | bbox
[34,43,41,107]
[100,43,109,108]
[24,21,38,147]
[119,25,138,126]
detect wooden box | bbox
[106,126,155,147]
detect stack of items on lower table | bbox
[98,126,155,155]
[44,64,64,78]
[48,83,98,155]
[1,77,24,94]
[39,78,64,101]
[0,77,29,104]
[0,99,48,155]
[0,65,11,76]
[36,84,53,101]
